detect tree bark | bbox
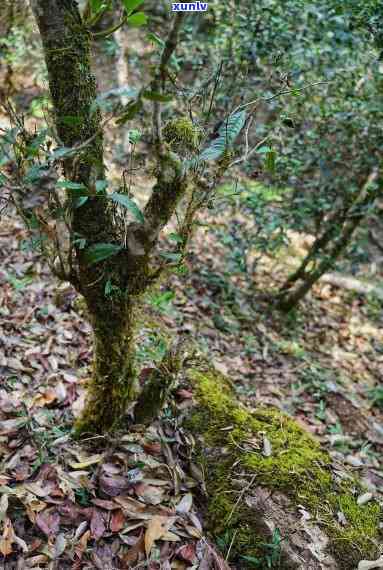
[76,299,138,433]
[30,0,140,433]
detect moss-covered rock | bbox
[185,366,382,569]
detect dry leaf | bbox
[135,484,165,506]
[176,543,197,564]
[175,493,193,514]
[99,473,129,497]
[145,516,175,556]
[0,517,15,556]
[32,388,57,407]
[68,454,103,469]
[262,435,272,457]
[110,509,125,532]
[74,529,90,560]
[36,509,60,538]
[54,533,67,558]
[122,533,145,566]
[358,557,383,570]
[90,509,106,540]
[357,492,373,506]
[0,417,29,434]
[0,494,9,523]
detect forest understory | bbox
[1,3,383,569]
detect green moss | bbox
[188,369,381,567]
[162,117,202,152]
[75,302,138,435]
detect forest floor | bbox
[1,201,383,568]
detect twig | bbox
[152,12,185,151]
[206,60,224,122]
[226,473,257,523]
[229,134,270,168]
[225,528,238,561]
[232,80,331,116]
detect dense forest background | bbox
[0,1,382,568]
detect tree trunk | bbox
[276,172,379,312]
[31,1,190,433]
[30,0,137,433]
[76,299,138,434]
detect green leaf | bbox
[240,555,262,567]
[127,12,148,27]
[109,193,144,223]
[128,129,142,144]
[256,146,273,154]
[95,179,108,193]
[90,0,104,12]
[265,149,277,173]
[146,32,165,48]
[73,196,89,208]
[60,115,82,127]
[199,111,246,161]
[199,138,227,161]
[91,86,137,114]
[84,243,122,265]
[169,232,184,244]
[116,99,143,125]
[122,0,144,14]
[160,252,182,263]
[50,146,73,161]
[56,180,87,191]
[218,110,247,143]
[142,90,173,103]
[24,165,50,183]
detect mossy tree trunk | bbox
[30,1,190,433]
[76,299,137,433]
[184,366,381,569]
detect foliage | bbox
[175,0,382,308]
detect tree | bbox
[181,0,382,311]
[1,0,248,433]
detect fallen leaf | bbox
[75,529,90,561]
[144,516,175,556]
[143,442,162,455]
[68,454,103,469]
[54,533,67,558]
[110,509,125,532]
[33,388,57,407]
[175,493,193,514]
[262,435,272,457]
[0,494,9,523]
[357,492,373,506]
[176,543,197,564]
[90,508,106,540]
[0,517,15,556]
[36,509,60,538]
[92,498,120,511]
[358,557,383,570]
[0,417,29,434]
[122,533,145,566]
[135,483,165,505]
[99,474,129,497]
